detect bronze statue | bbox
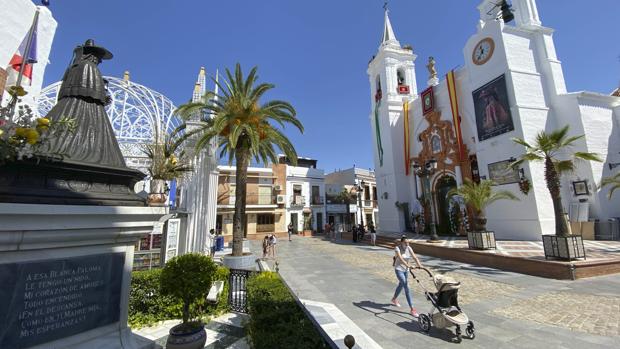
[45,39,125,168]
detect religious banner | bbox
[447,70,466,161]
[421,87,434,115]
[403,100,410,175]
[472,74,514,141]
[374,100,384,167]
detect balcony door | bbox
[258,186,272,205]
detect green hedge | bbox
[246,272,330,349]
[129,265,230,328]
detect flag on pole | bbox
[447,70,466,161]
[6,14,39,89]
[403,100,411,176]
[374,100,384,167]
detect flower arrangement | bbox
[0,98,75,165]
[518,177,531,195]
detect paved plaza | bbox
[256,236,620,348]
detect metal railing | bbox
[290,195,306,206]
[228,268,256,313]
[311,197,324,205]
[218,194,277,206]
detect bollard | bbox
[344,334,355,349]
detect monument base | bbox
[0,203,166,349]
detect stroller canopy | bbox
[433,274,460,291]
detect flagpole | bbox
[14,8,40,91]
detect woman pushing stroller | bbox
[391,235,423,317]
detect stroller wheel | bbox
[455,325,462,343]
[418,314,431,333]
[466,321,475,339]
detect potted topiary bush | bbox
[143,136,193,207]
[512,126,601,260]
[448,179,519,250]
[160,253,217,349]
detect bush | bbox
[129,263,230,329]
[128,268,180,328]
[160,253,217,324]
[246,272,329,349]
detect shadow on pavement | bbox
[352,300,412,323]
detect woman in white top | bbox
[392,235,422,316]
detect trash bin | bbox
[216,236,224,251]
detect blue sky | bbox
[42,0,620,173]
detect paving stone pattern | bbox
[262,236,620,348]
[493,291,620,337]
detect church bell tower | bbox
[367,8,418,233]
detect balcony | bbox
[290,195,306,207]
[363,200,378,208]
[217,194,277,206]
[311,196,324,206]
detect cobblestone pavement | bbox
[306,239,521,305]
[260,236,620,348]
[493,292,620,337]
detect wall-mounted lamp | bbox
[609,162,620,171]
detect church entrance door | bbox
[435,176,457,235]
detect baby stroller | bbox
[409,267,475,343]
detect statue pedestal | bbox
[427,77,439,87]
[0,203,166,349]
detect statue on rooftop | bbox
[426,56,437,80]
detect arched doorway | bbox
[435,176,457,235]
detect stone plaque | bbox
[0,253,125,348]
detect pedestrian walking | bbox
[368,222,377,246]
[287,223,293,241]
[262,235,269,259]
[269,234,278,258]
[208,229,216,257]
[392,235,423,317]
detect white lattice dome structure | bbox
[36,75,181,173]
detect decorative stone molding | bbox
[411,110,471,180]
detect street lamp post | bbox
[355,180,365,227]
[413,159,440,242]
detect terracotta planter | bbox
[166,322,207,349]
[147,179,167,206]
[467,231,496,250]
[542,235,586,260]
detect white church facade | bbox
[368,0,620,240]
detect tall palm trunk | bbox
[544,156,569,237]
[345,197,351,231]
[232,138,250,256]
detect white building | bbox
[368,0,620,239]
[1,0,56,107]
[175,67,219,254]
[276,156,326,234]
[325,167,379,229]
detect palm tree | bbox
[448,179,518,232]
[334,187,355,231]
[601,172,620,199]
[175,64,303,256]
[143,137,193,181]
[511,125,601,237]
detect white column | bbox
[455,166,463,186]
